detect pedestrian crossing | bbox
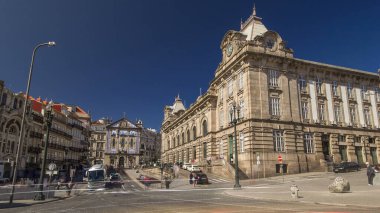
[208,177,231,184]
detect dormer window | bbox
[266,39,275,49]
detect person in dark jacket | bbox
[366,162,375,186]
[189,173,193,185]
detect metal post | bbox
[34,110,53,200]
[9,42,55,205]
[233,117,241,189]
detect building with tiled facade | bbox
[0,80,91,178]
[100,117,161,168]
[161,7,380,179]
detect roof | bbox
[240,5,268,41]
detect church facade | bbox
[161,7,380,178]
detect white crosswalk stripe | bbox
[209,178,231,183]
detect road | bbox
[2,187,377,213]
[1,170,379,212]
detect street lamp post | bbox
[9,41,56,205]
[34,101,54,201]
[229,100,241,189]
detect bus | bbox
[87,164,106,190]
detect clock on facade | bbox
[226,43,233,57]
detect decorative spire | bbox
[253,3,256,16]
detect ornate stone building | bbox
[0,80,91,178]
[161,7,380,178]
[102,117,161,168]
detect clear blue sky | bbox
[1,0,379,130]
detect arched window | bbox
[192,126,197,140]
[202,120,208,137]
[177,135,180,146]
[186,130,190,142]
[167,140,170,150]
[181,133,185,145]
[112,138,116,148]
[173,137,176,147]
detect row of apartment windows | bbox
[167,120,209,149]
[273,131,314,153]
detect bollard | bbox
[290,184,299,198]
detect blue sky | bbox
[1,0,379,130]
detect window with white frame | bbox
[239,99,245,118]
[299,76,306,91]
[219,108,224,128]
[270,97,280,116]
[301,101,308,120]
[350,106,356,124]
[347,82,353,98]
[269,69,278,87]
[239,132,245,152]
[238,72,244,90]
[332,81,338,96]
[304,133,314,153]
[361,85,368,100]
[228,80,234,97]
[318,103,325,121]
[364,108,371,126]
[316,78,323,94]
[334,104,341,123]
[273,130,284,152]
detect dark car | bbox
[333,162,361,173]
[106,173,124,189]
[194,173,209,184]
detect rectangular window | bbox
[301,101,308,120]
[332,81,338,96]
[347,82,353,98]
[364,108,370,126]
[316,78,323,95]
[318,103,325,121]
[239,132,245,153]
[304,133,314,153]
[203,143,207,159]
[228,80,234,96]
[338,135,345,142]
[238,72,244,90]
[361,85,368,100]
[334,105,341,123]
[270,97,280,116]
[350,106,356,124]
[269,69,278,87]
[299,76,306,91]
[273,130,284,152]
[192,146,196,160]
[239,99,245,118]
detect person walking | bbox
[366,162,375,186]
[189,173,193,185]
[192,173,197,188]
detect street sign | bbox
[278,155,283,163]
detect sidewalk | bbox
[225,170,380,208]
[0,197,65,209]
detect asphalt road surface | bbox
[2,187,378,213]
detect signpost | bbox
[278,155,284,182]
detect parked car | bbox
[333,162,361,173]
[182,163,192,170]
[106,173,124,189]
[194,172,209,184]
[188,165,202,172]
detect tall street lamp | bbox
[34,101,54,201]
[229,100,241,189]
[9,41,56,205]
